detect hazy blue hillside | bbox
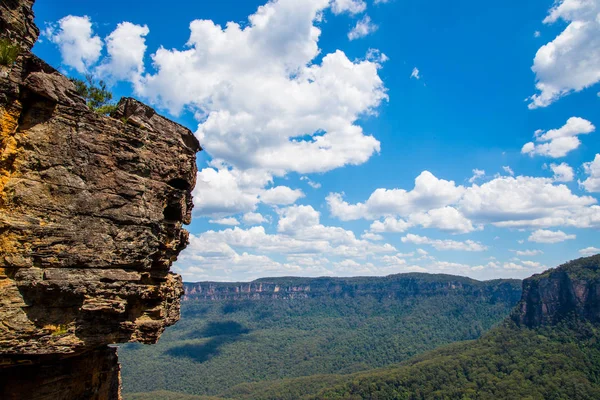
[120,273,521,397]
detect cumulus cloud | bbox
[529,0,600,108]
[95,22,149,82]
[329,170,600,231]
[135,0,386,178]
[243,212,267,225]
[331,0,366,15]
[209,217,240,226]
[401,234,488,252]
[260,186,305,205]
[580,154,600,192]
[580,246,600,256]
[361,232,384,241]
[370,217,412,233]
[550,162,574,182]
[521,117,595,158]
[328,171,465,221]
[192,165,272,216]
[528,229,576,243]
[348,15,378,40]
[460,175,597,228]
[44,15,103,72]
[176,204,398,280]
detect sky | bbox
[33,0,600,282]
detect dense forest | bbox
[120,274,521,398]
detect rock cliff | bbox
[184,274,522,303]
[513,254,600,328]
[0,1,201,398]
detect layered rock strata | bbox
[0,0,201,398]
[513,255,600,327]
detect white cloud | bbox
[96,22,149,82]
[260,186,305,205]
[243,212,267,225]
[192,165,272,216]
[550,162,574,182]
[408,207,478,234]
[521,117,595,158]
[401,234,488,252]
[512,249,543,256]
[176,204,399,280]
[330,170,600,231]
[348,15,378,40]
[460,175,597,229]
[300,176,322,189]
[529,0,600,108]
[370,217,412,233]
[328,171,465,221]
[209,217,240,226]
[331,0,366,15]
[528,229,576,243]
[580,246,600,256]
[502,166,514,176]
[580,154,600,192]
[44,15,103,73]
[469,168,485,183]
[410,67,420,80]
[534,30,541,38]
[361,232,384,241]
[131,0,386,187]
[521,260,543,268]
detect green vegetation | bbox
[120,275,520,398]
[71,74,117,115]
[126,391,221,400]
[310,319,600,400]
[0,38,20,66]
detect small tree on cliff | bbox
[71,74,117,116]
[0,38,20,66]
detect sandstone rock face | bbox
[513,255,600,328]
[0,0,38,50]
[0,1,201,398]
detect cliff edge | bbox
[0,1,201,399]
[512,254,600,328]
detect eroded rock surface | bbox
[0,0,201,398]
[513,255,600,328]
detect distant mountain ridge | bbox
[184,273,522,303]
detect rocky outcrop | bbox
[513,254,600,328]
[0,0,201,398]
[184,274,522,303]
[0,0,38,50]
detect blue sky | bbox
[33,0,600,281]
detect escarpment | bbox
[0,1,201,398]
[184,274,522,303]
[513,254,600,328]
